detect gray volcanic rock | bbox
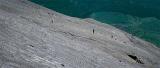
[0,0,160,68]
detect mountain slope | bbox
[0,0,159,68]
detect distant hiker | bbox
[93,29,95,34]
[48,12,54,23]
[111,35,113,38]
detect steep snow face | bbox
[0,0,160,68]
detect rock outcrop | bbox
[0,0,159,68]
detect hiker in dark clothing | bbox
[93,29,95,34]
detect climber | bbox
[93,29,95,34]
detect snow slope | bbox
[0,0,159,68]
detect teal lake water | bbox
[30,0,160,47]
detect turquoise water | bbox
[30,0,160,47]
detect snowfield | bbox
[0,0,159,68]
